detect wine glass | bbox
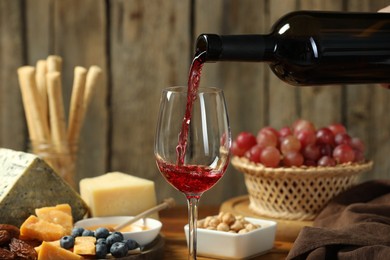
[154,86,231,259]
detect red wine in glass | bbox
[156,159,228,199]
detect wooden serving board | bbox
[220,196,313,242]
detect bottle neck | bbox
[195,34,273,62]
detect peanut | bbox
[221,212,235,225]
[238,228,249,234]
[230,220,244,232]
[216,222,230,232]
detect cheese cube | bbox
[73,236,96,255]
[35,204,73,234]
[20,215,67,241]
[0,148,88,227]
[79,172,158,218]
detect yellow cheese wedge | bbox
[79,172,158,218]
[35,240,60,255]
[38,241,83,260]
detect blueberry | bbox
[96,238,107,245]
[71,227,84,237]
[95,243,108,259]
[95,227,110,239]
[124,239,139,250]
[110,242,128,258]
[60,235,75,249]
[106,233,123,249]
[111,231,124,240]
[82,229,95,237]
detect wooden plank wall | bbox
[0,0,389,206]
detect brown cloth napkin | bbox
[287,180,390,260]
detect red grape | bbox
[334,133,352,146]
[235,132,257,151]
[256,129,278,148]
[317,156,336,167]
[354,150,365,162]
[246,144,263,163]
[280,135,301,154]
[316,127,335,146]
[328,123,347,136]
[279,126,292,139]
[319,144,333,156]
[302,144,321,161]
[261,126,279,138]
[220,132,228,146]
[231,141,246,156]
[283,151,304,167]
[292,119,316,135]
[260,146,281,168]
[296,129,316,147]
[350,137,365,152]
[333,144,355,164]
[304,160,317,166]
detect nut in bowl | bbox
[184,212,277,259]
[74,216,162,246]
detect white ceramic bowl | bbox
[74,216,162,246]
[185,217,277,259]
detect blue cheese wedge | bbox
[0,148,88,227]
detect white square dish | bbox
[184,217,277,259]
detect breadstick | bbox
[17,67,38,142]
[47,55,62,73]
[46,71,67,151]
[67,66,87,145]
[17,66,51,144]
[69,65,102,144]
[35,60,49,127]
[84,66,102,106]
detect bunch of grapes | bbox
[231,119,366,168]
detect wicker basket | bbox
[232,156,373,221]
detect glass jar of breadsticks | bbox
[18,55,102,189]
[29,140,78,188]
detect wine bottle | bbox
[195,11,390,86]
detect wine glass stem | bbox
[187,196,199,260]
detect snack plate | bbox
[74,216,163,259]
[74,216,162,246]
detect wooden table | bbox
[159,206,293,259]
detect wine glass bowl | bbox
[155,86,230,197]
[154,86,230,259]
